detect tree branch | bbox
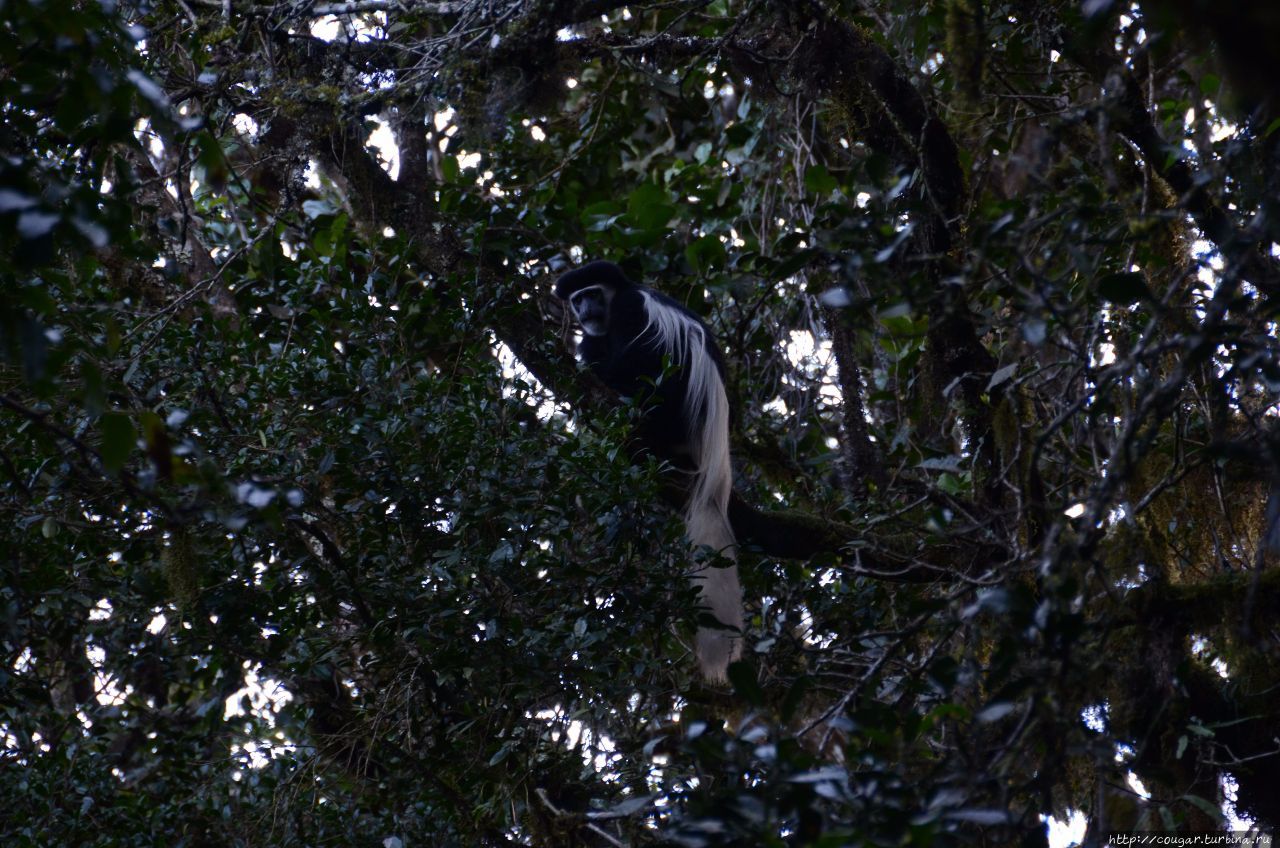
[823,305,883,494]
[1060,30,1280,296]
[188,0,470,17]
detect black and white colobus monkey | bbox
[554,260,743,682]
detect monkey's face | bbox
[569,285,612,337]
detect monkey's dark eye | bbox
[571,290,602,310]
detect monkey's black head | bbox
[553,261,634,299]
[554,261,635,338]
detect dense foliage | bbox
[4,0,1280,844]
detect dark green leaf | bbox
[803,164,838,196]
[685,234,726,274]
[1097,271,1151,304]
[727,660,763,705]
[627,183,675,231]
[99,412,135,472]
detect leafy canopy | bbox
[4,0,1280,845]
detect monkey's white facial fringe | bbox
[579,317,609,337]
[640,292,743,683]
[569,285,612,337]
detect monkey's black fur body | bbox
[556,261,725,459]
[555,260,743,683]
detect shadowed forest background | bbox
[3,0,1280,844]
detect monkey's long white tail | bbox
[685,372,742,683]
[642,292,743,683]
